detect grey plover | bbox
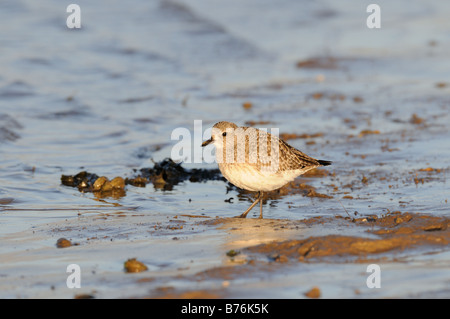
[202,121,331,218]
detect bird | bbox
[201,121,332,218]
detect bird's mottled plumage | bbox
[202,121,331,218]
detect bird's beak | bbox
[202,138,213,147]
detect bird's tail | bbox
[318,160,332,166]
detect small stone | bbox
[56,238,72,248]
[242,101,253,110]
[93,176,108,191]
[353,96,364,103]
[410,113,425,125]
[101,181,113,192]
[226,250,240,257]
[124,258,148,273]
[304,286,321,298]
[110,177,125,189]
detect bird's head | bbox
[201,121,238,149]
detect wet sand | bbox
[2,207,449,298]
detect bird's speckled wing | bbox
[276,137,321,171]
[221,126,321,173]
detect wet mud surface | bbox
[139,211,450,298]
[1,0,450,299]
[246,212,450,262]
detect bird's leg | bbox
[258,191,263,219]
[236,192,261,218]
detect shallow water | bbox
[0,0,449,299]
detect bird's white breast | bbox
[219,163,304,192]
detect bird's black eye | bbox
[222,132,227,137]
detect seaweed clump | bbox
[61,158,224,196]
